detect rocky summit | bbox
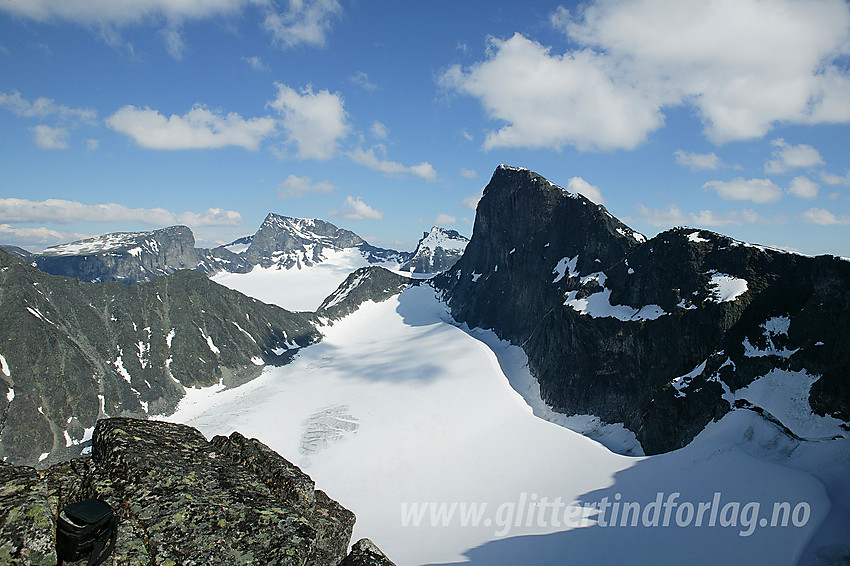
[435,165,850,454]
[0,417,395,566]
[0,249,320,467]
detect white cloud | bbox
[434,214,456,225]
[634,204,778,228]
[31,125,70,149]
[268,83,349,160]
[441,33,663,151]
[0,223,66,245]
[370,121,389,139]
[242,55,269,72]
[106,104,276,150]
[85,138,100,151]
[328,196,383,220]
[821,171,850,186]
[788,176,819,199]
[461,188,484,210]
[262,0,342,49]
[177,208,243,227]
[0,0,252,25]
[764,138,826,174]
[351,71,377,91]
[443,0,850,150]
[0,0,255,56]
[277,174,336,199]
[566,176,605,204]
[0,198,177,225]
[158,26,186,59]
[801,207,850,225]
[674,150,725,171]
[347,146,437,182]
[460,168,477,179]
[703,178,784,204]
[0,90,97,124]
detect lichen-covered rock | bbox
[339,539,397,566]
[0,418,386,566]
[0,463,56,565]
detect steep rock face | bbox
[34,226,203,284]
[317,266,415,321]
[1,418,394,565]
[400,226,469,274]
[435,165,850,454]
[0,250,320,467]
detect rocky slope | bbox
[317,266,417,321]
[0,417,395,565]
[435,165,850,454]
[0,249,320,467]
[400,226,468,274]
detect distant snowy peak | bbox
[41,226,190,257]
[400,226,468,274]
[243,213,408,270]
[33,226,202,283]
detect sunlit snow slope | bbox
[167,285,832,566]
[211,247,398,312]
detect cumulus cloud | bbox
[821,171,850,186]
[263,0,342,49]
[0,0,255,57]
[177,208,243,227]
[801,207,850,225]
[276,174,336,199]
[566,176,605,204]
[634,204,779,228]
[764,138,826,174]
[328,196,383,220]
[350,71,377,91]
[674,150,726,171]
[370,121,389,139]
[441,33,663,151]
[461,188,484,210]
[106,104,277,150]
[0,223,66,245]
[703,178,784,204]
[31,125,70,149]
[242,55,269,72]
[443,0,850,150]
[268,83,349,160]
[0,90,97,124]
[788,176,819,199]
[460,168,477,179]
[347,146,437,181]
[434,213,456,225]
[0,198,177,225]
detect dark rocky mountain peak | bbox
[435,165,850,455]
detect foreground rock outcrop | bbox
[0,417,394,565]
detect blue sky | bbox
[1,0,849,256]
